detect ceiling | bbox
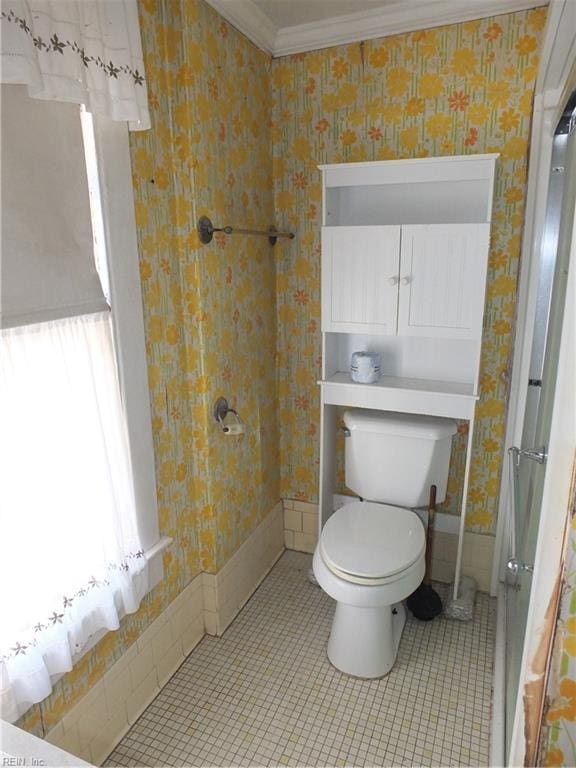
[251,0,393,28]
[204,0,548,57]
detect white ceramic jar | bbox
[350,351,381,384]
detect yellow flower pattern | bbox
[18,0,279,733]
[17,0,556,740]
[542,513,576,767]
[271,10,544,532]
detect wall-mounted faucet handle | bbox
[506,558,534,576]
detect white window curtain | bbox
[0,313,149,723]
[0,0,150,130]
[0,79,149,720]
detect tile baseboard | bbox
[283,498,319,554]
[461,531,495,594]
[282,499,494,592]
[44,573,204,766]
[44,501,284,765]
[430,530,494,593]
[203,501,285,635]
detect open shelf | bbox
[319,372,477,419]
[324,372,475,395]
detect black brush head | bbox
[406,583,443,621]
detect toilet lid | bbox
[320,501,426,580]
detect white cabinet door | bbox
[322,226,401,335]
[398,223,490,339]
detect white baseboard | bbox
[44,501,285,765]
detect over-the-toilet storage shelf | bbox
[317,154,498,599]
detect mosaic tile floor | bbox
[106,551,495,768]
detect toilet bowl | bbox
[313,409,457,678]
[313,500,425,678]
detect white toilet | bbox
[313,409,457,678]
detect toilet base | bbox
[327,601,406,678]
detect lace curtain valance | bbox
[0,0,150,130]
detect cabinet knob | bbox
[388,275,399,286]
[401,275,411,286]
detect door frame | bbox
[490,1,576,764]
[510,149,575,767]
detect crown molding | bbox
[204,0,276,54]
[273,0,549,56]
[205,0,548,57]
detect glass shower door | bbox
[504,104,576,758]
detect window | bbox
[80,109,162,561]
[0,86,163,723]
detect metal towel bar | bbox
[198,216,294,246]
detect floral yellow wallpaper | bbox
[542,491,576,768]
[271,7,546,533]
[132,0,280,572]
[17,0,279,735]
[17,0,551,744]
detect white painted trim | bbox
[537,1,576,103]
[274,0,549,56]
[205,0,548,57]
[203,0,276,53]
[453,422,476,600]
[319,153,499,172]
[43,115,170,719]
[145,536,173,591]
[89,115,160,554]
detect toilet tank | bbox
[343,410,457,507]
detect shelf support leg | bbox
[453,418,476,601]
[318,403,337,532]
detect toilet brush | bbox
[406,485,443,621]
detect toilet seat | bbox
[320,501,425,586]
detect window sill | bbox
[145,535,173,592]
[72,536,172,663]
[18,537,173,723]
